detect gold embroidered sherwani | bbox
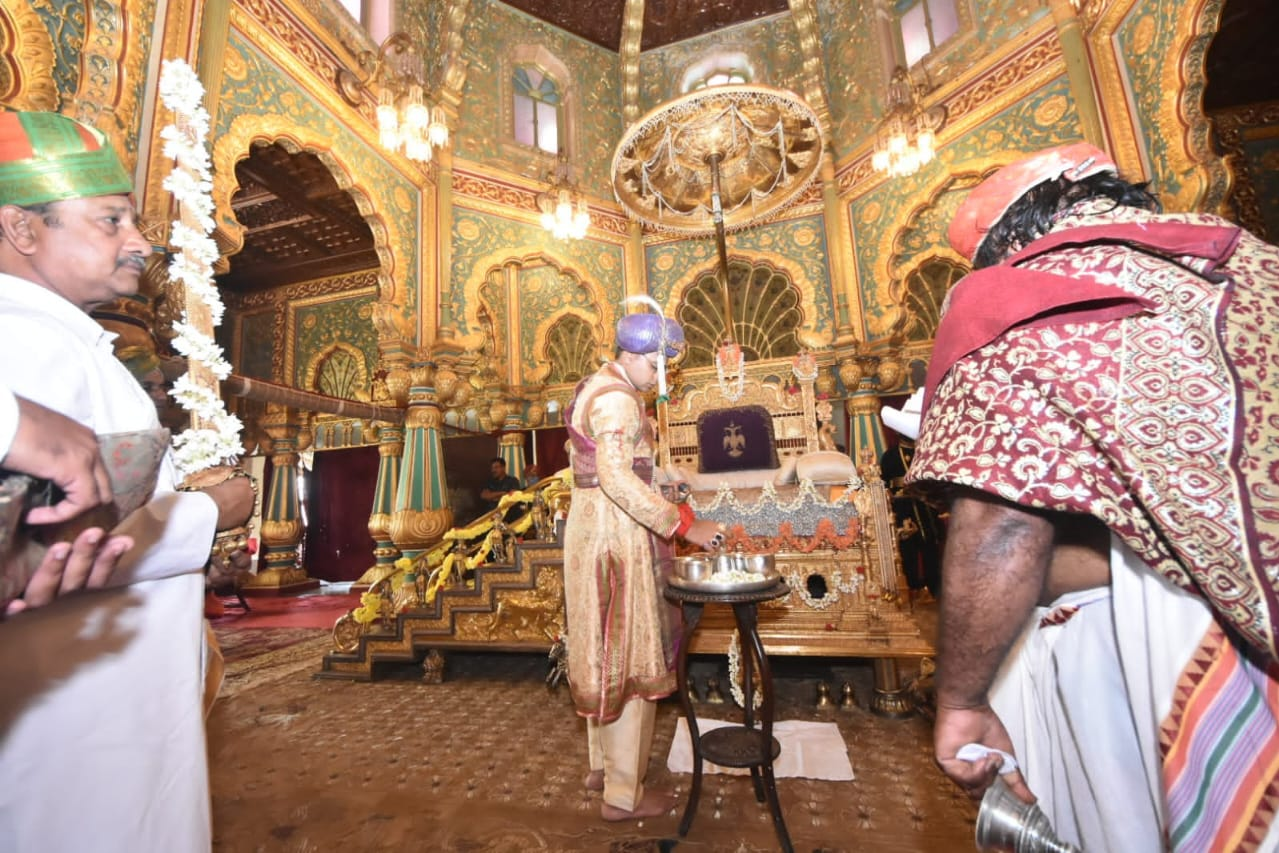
[563,362,681,723]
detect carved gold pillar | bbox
[355,421,404,587]
[1049,0,1105,147]
[846,384,888,464]
[244,408,317,594]
[819,152,858,345]
[433,147,453,345]
[498,429,526,487]
[389,363,454,559]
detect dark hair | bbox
[490,457,505,467]
[972,172,1162,269]
[18,201,60,227]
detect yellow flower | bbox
[353,591,383,625]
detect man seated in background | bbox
[479,456,520,515]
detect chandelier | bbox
[336,31,449,163]
[611,85,822,400]
[871,67,945,178]
[536,150,590,240]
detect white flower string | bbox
[727,630,763,710]
[159,59,243,475]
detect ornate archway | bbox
[211,115,417,352]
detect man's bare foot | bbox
[584,769,604,792]
[600,788,679,822]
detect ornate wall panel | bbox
[636,14,806,120]
[454,0,621,198]
[848,75,1079,340]
[644,212,834,347]
[475,260,610,387]
[1213,102,1279,241]
[227,269,380,386]
[292,290,378,393]
[813,0,880,161]
[1094,0,1230,212]
[514,264,604,372]
[450,206,625,349]
[211,25,422,348]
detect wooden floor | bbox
[207,606,976,852]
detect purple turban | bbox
[616,313,685,358]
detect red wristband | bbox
[674,502,696,537]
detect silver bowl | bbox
[663,552,780,593]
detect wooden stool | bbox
[665,579,793,853]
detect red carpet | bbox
[209,592,360,630]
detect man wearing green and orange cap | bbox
[907,142,1279,850]
[0,110,253,852]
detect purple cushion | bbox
[696,405,779,473]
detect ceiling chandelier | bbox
[871,66,945,178]
[612,85,822,400]
[536,150,590,240]
[336,31,449,164]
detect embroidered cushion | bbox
[696,405,779,473]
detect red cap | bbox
[948,142,1117,261]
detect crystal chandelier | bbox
[536,150,590,240]
[871,67,945,178]
[336,32,449,164]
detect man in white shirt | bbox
[0,110,253,852]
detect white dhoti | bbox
[990,535,1212,852]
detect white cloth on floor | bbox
[666,717,855,781]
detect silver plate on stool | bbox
[663,553,781,593]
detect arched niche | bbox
[664,249,827,353]
[864,167,980,342]
[459,248,613,368]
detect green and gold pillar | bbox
[846,386,888,468]
[1049,0,1105,147]
[498,425,526,487]
[389,363,453,561]
[244,407,318,594]
[355,420,404,588]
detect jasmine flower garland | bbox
[158,58,243,475]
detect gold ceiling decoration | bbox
[610,84,823,236]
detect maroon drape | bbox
[301,445,379,582]
[534,426,569,476]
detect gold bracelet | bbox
[225,467,260,501]
[211,524,252,559]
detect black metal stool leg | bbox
[676,602,704,837]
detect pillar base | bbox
[240,567,320,596]
[869,658,917,718]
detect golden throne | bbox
[657,359,933,716]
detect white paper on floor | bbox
[666,717,855,781]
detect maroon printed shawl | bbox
[910,212,1279,662]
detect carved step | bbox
[318,541,565,681]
